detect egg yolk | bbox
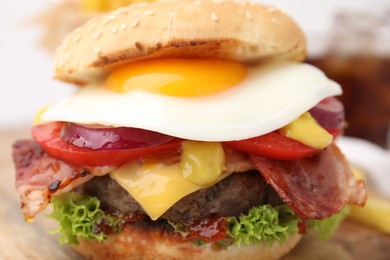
[106,59,248,97]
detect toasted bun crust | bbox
[54,0,306,85]
[73,225,301,260]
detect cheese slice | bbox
[110,161,227,220]
[280,112,333,149]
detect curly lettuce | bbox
[227,204,298,246]
[227,205,350,246]
[49,192,123,244]
[48,192,349,246]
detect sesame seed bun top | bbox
[54,0,307,85]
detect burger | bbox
[13,0,367,259]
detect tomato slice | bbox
[326,128,343,139]
[224,132,321,160]
[225,129,342,160]
[224,128,342,161]
[32,122,182,167]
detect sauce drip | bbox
[94,211,229,243]
[185,215,228,242]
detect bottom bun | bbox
[72,224,301,260]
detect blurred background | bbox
[1,0,389,149]
[1,2,389,257]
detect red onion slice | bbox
[62,124,175,150]
[309,97,345,129]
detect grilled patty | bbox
[79,171,282,223]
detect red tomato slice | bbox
[32,122,182,167]
[224,132,321,160]
[326,128,343,139]
[224,128,342,161]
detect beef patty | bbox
[79,171,282,223]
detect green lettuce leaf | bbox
[227,204,298,246]
[49,192,123,244]
[48,192,349,246]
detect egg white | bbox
[41,62,341,141]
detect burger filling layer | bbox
[13,135,362,246]
[13,60,366,248]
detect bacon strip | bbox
[12,140,254,221]
[14,138,363,222]
[12,140,114,220]
[250,144,366,220]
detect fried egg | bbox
[41,60,341,141]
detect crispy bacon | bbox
[13,138,365,222]
[12,140,254,221]
[12,140,113,220]
[250,144,367,220]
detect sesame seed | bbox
[114,8,128,15]
[153,37,161,44]
[271,18,281,25]
[73,34,81,43]
[111,26,118,34]
[245,11,253,20]
[88,23,96,31]
[64,53,70,62]
[144,10,155,16]
[62,41,69,50]
[211,12,219,22]
[93,46,101,55]
[102,17,111,25]
[267,7,276,13]
[131,20,140,28]
[121,23,128,30]
[103,15,117,25]
[137,2,148,8]
[94,31,102,39]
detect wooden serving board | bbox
[1,128,389,260]
[0,128,83,260]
